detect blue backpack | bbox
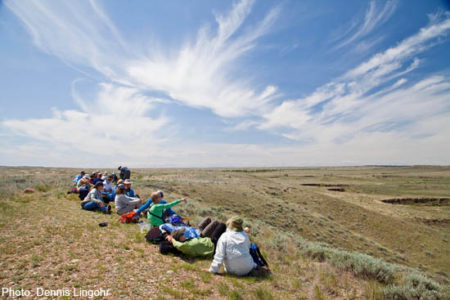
[250,243,268,267]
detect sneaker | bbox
[107,205,112,214]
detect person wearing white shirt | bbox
[209,216,256,276]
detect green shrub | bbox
[383,272,442,300]
[34,182,51,192]
[329,250,397,284]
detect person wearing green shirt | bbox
[147,192,187,227]
[166,230,214,257]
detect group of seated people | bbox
[69,169,269,276]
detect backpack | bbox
[118,211,139,224]
[145,227,165,244]
[250,243,268,267]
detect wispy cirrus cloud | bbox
[126,0,281,117]
[3,0,281,163]
[2,0,450,167]
[259,15,450,145]
[333,0,397,50]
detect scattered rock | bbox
[24,188,35,193]
[166,270,174,274]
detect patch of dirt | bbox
[327,188,345,192]
[415,218,450,227]
[302,183,349,187]
[381,198,450,205]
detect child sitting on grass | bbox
[148,192,186,227]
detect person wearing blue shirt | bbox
[136,190,177,216]
[124,179,136,197]
[72,171,85,185]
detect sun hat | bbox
[124,179,132,185]
[226,216,244,232]
[117,184,126,190]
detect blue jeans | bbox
[82,201,107,213]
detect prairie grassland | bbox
[0,166,448,299]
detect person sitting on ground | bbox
[208,216,256,276]
[148,192,186,227]
[77,175,91,200]
[92,172,103,185]
[81,182,111,214]
[111,171,118,184]
[72,170,85,185]
[123,179,136,197]
[165,228,214,257]
[118,166,131,180]
[115,184,142,215]
[136,190,177,217]
[103,175,113,193]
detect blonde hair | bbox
[151,192,161,202]
[226,216,244,232]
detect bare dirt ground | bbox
[0,166,448,299]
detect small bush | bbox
[34,183,51,192]
[383,272,442,300]
[329,251,397,284]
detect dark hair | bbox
[94,182,104,188]
[171,228,186,241]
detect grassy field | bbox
[0,166,449,299]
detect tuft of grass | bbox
[218,282,229,296]
[254,287,273,300]
[228,290,243,300]
[162,286,184,299]
[314,285,324,300]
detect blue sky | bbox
[1,0,450,167]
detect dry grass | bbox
[0,166,449,299]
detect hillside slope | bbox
[0,166,448,299]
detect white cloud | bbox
[2,0,282,164]
[126,1,281,117]
[260,16,450,148]
[3,84,169,159]
[2,1,450,167]
[4,0,281,117]
[334,0,397,49]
